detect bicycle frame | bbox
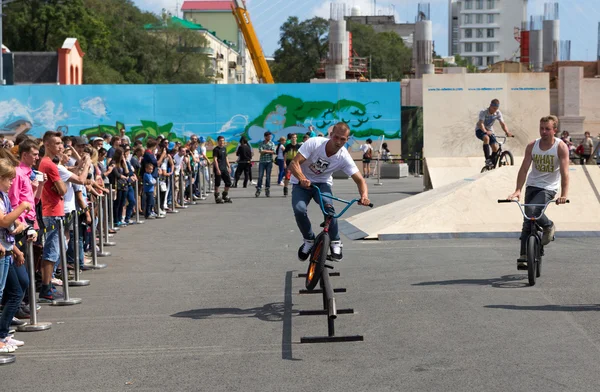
[498,198,569,240]
[312,185,361,219]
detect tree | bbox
[347,21,412,81]
[453,54,478,73]
[271,16,329,83]
[1,0,213,84]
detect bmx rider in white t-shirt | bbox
[288,123,370,261]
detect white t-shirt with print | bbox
[173,153,185,175]
[58,165,77,213]
[291,137,358,185]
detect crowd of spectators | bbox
[0,131,213,353]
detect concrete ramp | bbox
[424,156,527,189]
[341,164,600,240]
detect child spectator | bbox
[0,158,32,351]
[143,163,156,219]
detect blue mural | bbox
[0,83,401,150]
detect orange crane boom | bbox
[231,0,274,84]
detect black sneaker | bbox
[255,189,261,198]
[283,187,288,197]
[10,317,27,326]
[517,254,527,270]
[265,188,270,197]
[297,239,314,261]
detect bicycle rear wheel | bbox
[305,233,330,290]
[527,235,537,286]
[499,151,514,167]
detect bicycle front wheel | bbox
[527,235,537,286]
[499,151,514,167]
[305,233,330,290]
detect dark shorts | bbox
[214,170,232,188]
[363,159,371,164]
[475,129,498,145]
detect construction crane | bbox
[231,0,274,84]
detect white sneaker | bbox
[330,240,343,261]
[298,239,314,261]
[250,181,257,185]
[5,335,24,347]
[0,340,15,353]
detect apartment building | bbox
[448,0,527,68]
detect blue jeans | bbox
[257,162,273,190]
[144,192,155,217]
[0,262,29,338]
[125,185,136,221]
[67,228,84,267]
[0,255,11,301]
[114,189,127,224]
[276,159,285,184]
[292,183,339,241]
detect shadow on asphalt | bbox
[170,271,301,361]
[170,303,289,321]
[412,274,529,289]
[485,304,600,312]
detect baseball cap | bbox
[168,142,175,150]
[264,131,272,136]
[91,136,103,142]
[198,136,205,143]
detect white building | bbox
[448,0,527,68]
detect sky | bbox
[134,0,600,60]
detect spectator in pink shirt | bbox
[8,139,43,229]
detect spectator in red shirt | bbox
[38,131,67,302]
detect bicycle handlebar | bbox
[312,185,373,218]
[498,199,569,220]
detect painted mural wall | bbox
[0,83,401,151]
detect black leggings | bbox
[235,162,251,187]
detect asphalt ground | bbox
[2,176,600,391]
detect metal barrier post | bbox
[51,218,81,306]
[179,173,188,209]
[17,240,52,332]
[103,194,116,246]
[133,180,144,224]
[414,152,423,178]
[68,211,89,286]
[97,195,111,258]
[168,175,178,214]
[201,165,207,199]
[156,176,165,219]
[108,186,118,231]
[89,199,107,267]
[0,354,15,365]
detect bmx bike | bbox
[498,198,569,286]
[305,185,373,290]
[481,135,514,173]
